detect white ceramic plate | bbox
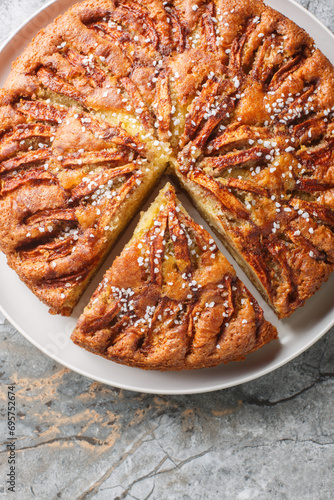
[0,0,333,394]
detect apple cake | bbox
[0,0,334,322]
[71,184,277,370]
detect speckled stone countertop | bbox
[0,1,334,499]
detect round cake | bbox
[0,0,333,368]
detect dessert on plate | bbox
[0,0,333,332]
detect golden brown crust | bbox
[71,184,277,370]
[0,0,334,321]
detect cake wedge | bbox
[71,183,277,370]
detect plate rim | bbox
[0,0,333,395]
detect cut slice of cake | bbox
[71,183,277,370]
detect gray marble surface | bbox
[0,1,333,499]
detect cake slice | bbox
[71,183,277,370]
